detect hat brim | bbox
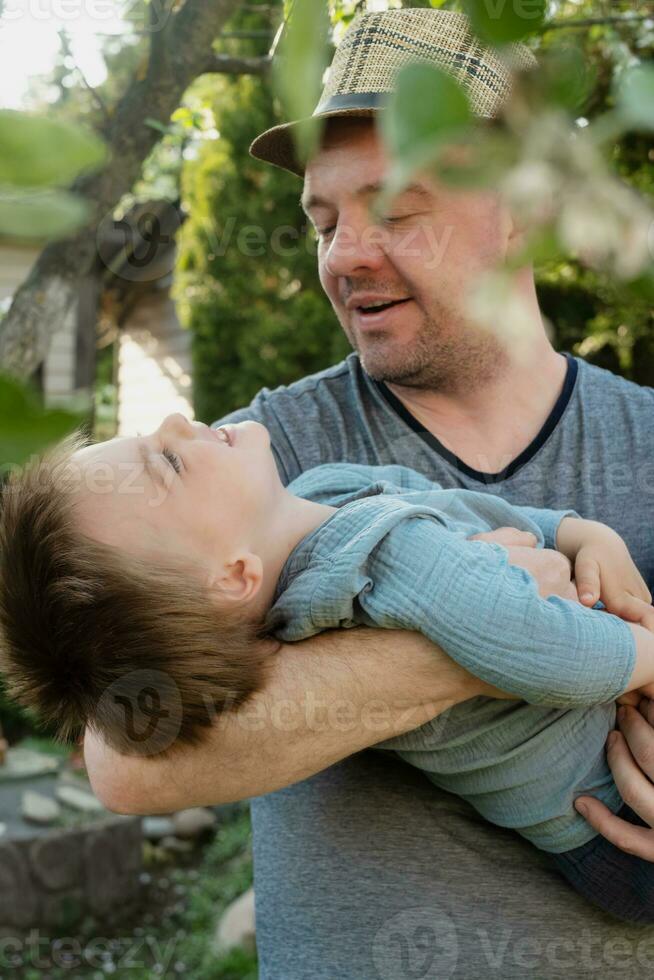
[249,107,377,178]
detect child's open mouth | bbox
[212,426,234,446]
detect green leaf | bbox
[526,44,597,114]
[0,374,85,471]
[379,63,472,197]
[462,0,547,44]
[145,116,172,136]
[429,124,519,189]
[273,0,331,165]
[0,186,89,239]
[0,111,106,189]
[620,270,654,304]
[505,223,565,270]
[615,63,654,131]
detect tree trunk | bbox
[0,0,244,378]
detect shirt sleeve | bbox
[513,505,581,549]
[287,463,442,504]
[322,513,635,707]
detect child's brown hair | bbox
[0,431,277,757]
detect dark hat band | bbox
[313,92,389,116]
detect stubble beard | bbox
[347,300,510,395]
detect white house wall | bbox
[42,304,78,406]
[117,291,193,436]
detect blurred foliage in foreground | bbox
[174,2,350,422]
[175,69,351,423]
[176,0,653,420]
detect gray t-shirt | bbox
[214,351,654,980]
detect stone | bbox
[57,768,93,789]
[111,817,143,872]
[171,806,217,840]
[211,887,256,957]
[21,790,61,826]
[84,826,140,916]
[29,831,83,890]
[0,841,39,927]
[0,747,60,783]
[55,784,105,814]
[142,816,176,841]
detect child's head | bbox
[0,414,284,757]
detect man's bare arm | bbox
[85,627,504,815]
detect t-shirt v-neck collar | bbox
[371,353,579,485]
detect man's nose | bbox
[322,218,387,279]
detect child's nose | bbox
[160,412,194,439]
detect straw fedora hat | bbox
[249,7,538,177]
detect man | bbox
[87,9,654,978]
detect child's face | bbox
[70,414,281,568]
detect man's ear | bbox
[207,552,263,605]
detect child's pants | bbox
[549,802,654,924]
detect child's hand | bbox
[556,517,654,628]
[469,527,539,549]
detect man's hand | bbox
[575,697,654,860]
[471,527,578,600]
[556,517,654,627]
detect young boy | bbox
[1,412,654,923]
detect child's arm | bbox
[474,514,654,627]
[322,515,644,708]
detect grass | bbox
[13,806,258,979]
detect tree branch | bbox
[58,30,112,129]
[210,54,272,76]
[0,0,243,378]
[546,14,652,30]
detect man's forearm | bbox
[85,627,504,815]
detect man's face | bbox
[70,415,280,571]
[301,118,518,390]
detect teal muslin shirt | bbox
[265,462,635,853]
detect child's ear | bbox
[207,552,263,605]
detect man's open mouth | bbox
[357,298,411,314]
